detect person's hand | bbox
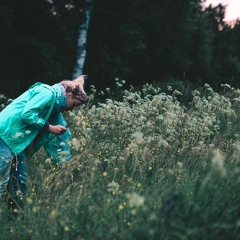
[48,124,66,135]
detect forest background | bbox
[0,0,240,98]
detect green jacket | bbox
[33,112,72,163]
[0,83,56,155]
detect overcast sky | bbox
[205,0,240,21]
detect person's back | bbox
[0,83,56,155]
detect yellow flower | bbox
[102,171,107,177]
[26,197,33,204]
[32,206,40,212]
[50,210,56,218]
[118,204,124,210]
[64,226,70,232]
[13,208,19,213]
[148,166,153,170]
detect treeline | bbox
[0,0,85,97]
[0,0,240,97]
[85,0,240,91]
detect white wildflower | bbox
[107,181,120,192]
[131,131,144,144]
[126,192,145,208]
[192,90,200,96]
[221,83,231,89]
[173,90,183,96]
[69,138,80,150]
[211,149,226,176]
[177,161,183,168]
[159,138,169,148]
[45,158,51,164]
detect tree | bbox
[0,0,84,98]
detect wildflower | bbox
[131,131,144,141]
[177,161,183,168]
[211,149,226,176]
[102,171,107,177]
[26,197,33,204]
[116,82,122,87]
[13,208,19,213]
[192,90,200,96]
[64,226,70,232]
[32,206,40,212]
[126,192,145,208]
[45,158,51,164]
[118,204,124,210]
[173,90,183,95]
[107,181,120,193]
[50,210,57,218]
[69,138,80,150]
[203,99,208,106]
[159,138,169,148]
[221,83,231,89]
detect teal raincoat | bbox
[0,82,71,163]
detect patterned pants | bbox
[0,138,27,198]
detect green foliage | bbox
[85,0,240,90]
[1,82,240,239]
[0,0,84,98]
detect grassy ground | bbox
[1,81,240,240]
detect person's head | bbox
[61,75,87,111]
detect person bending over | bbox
[0,76,87,203]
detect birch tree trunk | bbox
[72,0,92,78]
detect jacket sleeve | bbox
[34,113,72,164]
[21,88,54,129]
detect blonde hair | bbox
[60,75,87,103]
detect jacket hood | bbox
[51,83,67,113]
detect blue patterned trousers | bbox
[0,138,27,198]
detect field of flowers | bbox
[1,80,240,240]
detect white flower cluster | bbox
[65,83,240,176]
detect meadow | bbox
[1,79,240,240]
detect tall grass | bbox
[1,80,240,240]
